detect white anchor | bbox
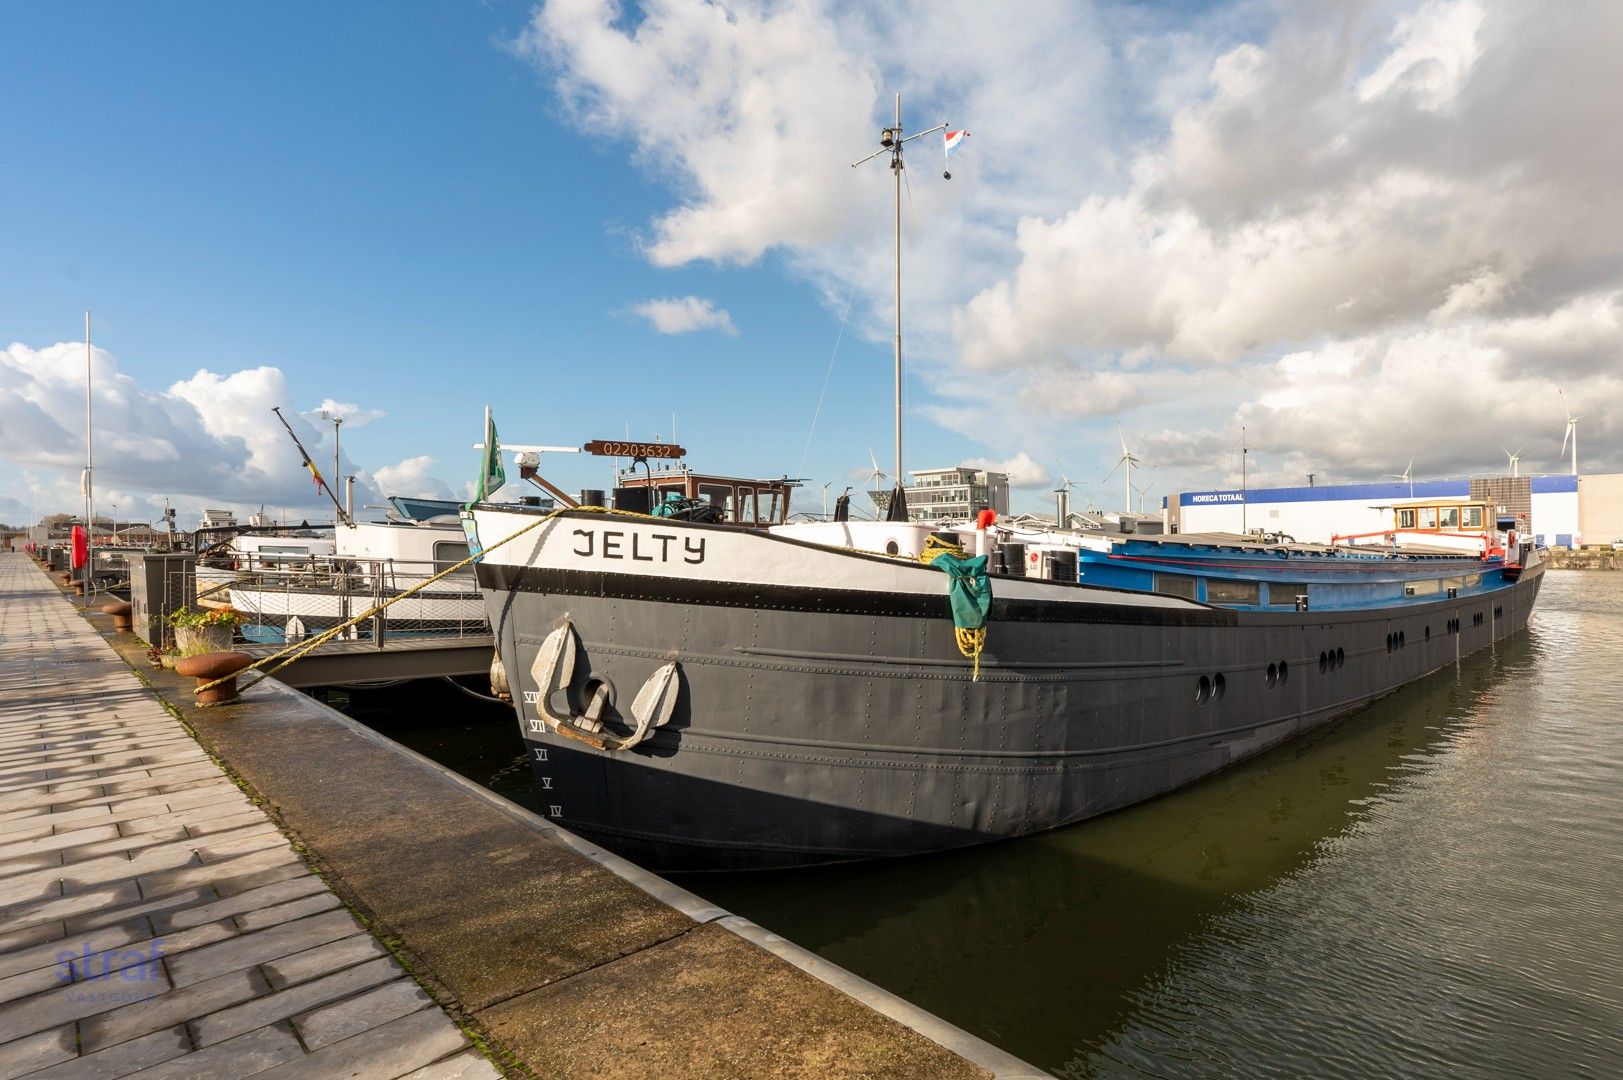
[527,619,680,751]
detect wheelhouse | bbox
[616,466,799,526]
[1391,499,1493,535]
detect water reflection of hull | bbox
[694,635,1536,1071]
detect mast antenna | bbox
[853,93,948,522]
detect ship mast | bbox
[854,94,946,521]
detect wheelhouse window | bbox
[738,487,756,522]
[1207,579,1261,605]
[1462,505,1484,529]
[1418,507,1438,529]
[1268,583,1309,606]
[1397,509,1417,529]
[1439,506,1460,529]
[1154,573,1198,600]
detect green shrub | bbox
[168,605,241,629]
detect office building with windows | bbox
[904,467,1011,523]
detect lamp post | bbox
[83,312,93,594]
[320,409,345,520]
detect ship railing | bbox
[196,554,488,649]
[1330,528,1493,555]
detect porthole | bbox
[1398,630,1405,648]
[1196,675,1212,703]
[1279,660,1289,684]
[885,540,900,555]
[1425,625,1431,642]
[1335,647,1345,668]
[1213,673,1226,701]
[1319,651,1328,674]
[1386,632,1395,654]
[1266,662,1278,688]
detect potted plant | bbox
[168,606,241,656]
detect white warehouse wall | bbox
[1172,476,1582,546]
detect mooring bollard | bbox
[101,600,134,632]
[174,651,254,706]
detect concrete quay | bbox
[1,553,1042,1079]
[1542,550,1623,569]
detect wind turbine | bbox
[1559,390,1582,476]
[1131,478,1156,516]
[865,447,891,514]
[1500,443,1527,478]
[1103,422,1143,513]
[1385,458,1415,498]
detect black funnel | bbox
[885,482,910,522]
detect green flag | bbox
[473,406,505,504]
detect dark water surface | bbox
[344,571,1621,1078]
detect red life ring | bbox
[71,525,88,569]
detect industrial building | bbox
[1167,474,1602,547]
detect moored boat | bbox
[465,494,1543,871]
[198,498,484,643]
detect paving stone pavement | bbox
[0,554,500,1080]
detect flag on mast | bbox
[942,129,969,178]
[270,406,330,495]
[473,406,505,503]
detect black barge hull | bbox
[474,514,1543,871]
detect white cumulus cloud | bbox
[304,398,386,428]
[519,0,1623,494]
[0,340,447,526]
[627,295,738,336]
[369,456,455,501]
[962,451,1052,490]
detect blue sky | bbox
[2,1,877,513]
[3,1,1620,526]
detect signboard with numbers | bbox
[582,440,687,459]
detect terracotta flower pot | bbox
[174,651,254,705]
